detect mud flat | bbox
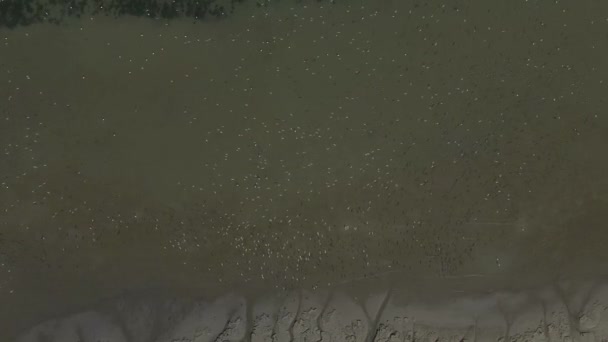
[13,276,608,342]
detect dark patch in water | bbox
[0,0,252,28]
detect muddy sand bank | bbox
[15,276,608,342]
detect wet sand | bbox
[1,0,608,340]
[15,277,608,341]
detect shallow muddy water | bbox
[1,0,608,340]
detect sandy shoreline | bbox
[14,276,608,342]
